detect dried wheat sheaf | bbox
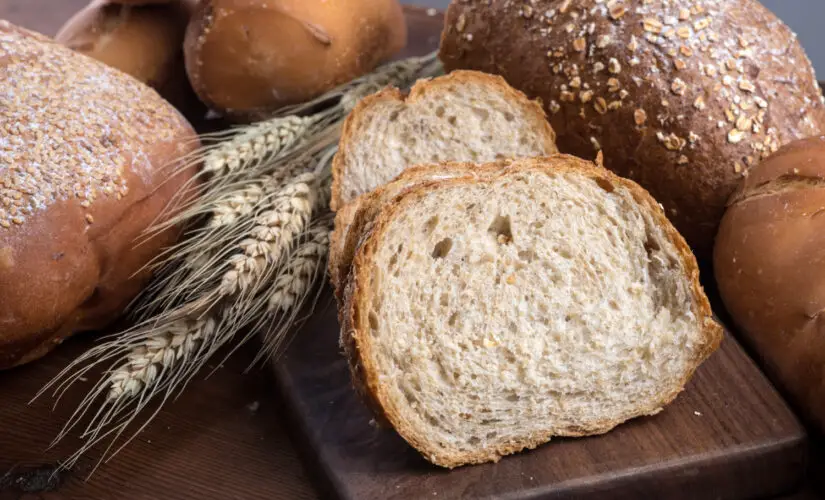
[36,52,443,473]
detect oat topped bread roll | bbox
[440,0,825,257]
[0,21,200,369]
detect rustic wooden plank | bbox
[273,288,808,500]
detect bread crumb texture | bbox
[0,21,182,229]
[347,159,720,467]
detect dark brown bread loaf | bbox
[715,136,825,434]
[184,0,407,121]
[0,22,199,369]
[439,0,825,257]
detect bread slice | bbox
[340,156,722,468]
[330,70,558,210]
[329,162,495,300]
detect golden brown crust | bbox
[184,0,407,121]
[56,0,201,114]
[0,22,200,369]
[439,0,825,258]
[330,70,558,210]
[342,155,722,468]
[714,136,825,433]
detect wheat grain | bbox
[218,172,319,297]
[106,316,216,402]
[204,116,314,175]
[268,223,330,312]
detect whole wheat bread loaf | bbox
[340,156,721,468]
[330,70,558,210]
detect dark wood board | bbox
[273,289,808,500]
[0,2,821,500]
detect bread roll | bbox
[184,0,407,121]
[0,22,199,369]
[715,136,825,433]
[56,0,202,115]
[341,156,721,467]
[439,0,825,257]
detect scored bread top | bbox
[340,156,722,468]
[330,70,558,210]
[439,0,825,256]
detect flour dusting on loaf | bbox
[0,21,184,229]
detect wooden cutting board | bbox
[273,289,807,500]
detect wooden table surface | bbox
[1,2,824,500]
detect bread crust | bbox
[341,156,722,468]
[0,22,200,369]
[184,0,407,121]
[56,0,202,115]
[330,70,559,210]
[439,0,825,257]
[715,136,825,433]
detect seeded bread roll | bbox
[0,22,199,369]
[715,136,825,434]
[56,0,202,115]
[439,0,825,257]
[184,0,407,121]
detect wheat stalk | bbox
[106,316,215,402]
[37,52,443,473]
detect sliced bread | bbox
[329,162,494,300]
[329,70,558,210]
[340,156,722,468]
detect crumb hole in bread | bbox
[506,393,519,402]
[504,111,515,122]
[644,236,660,257]
[440,293,449,307]
[481,418,500,425]
[448,312,459,327]
[594,177,615,193]
[447,116,457,126]
[488,215,513,244]
[432,238,453,258]
[519,136,529,146]
[389,253,398,269]
[368,311,380,332]
[495,153,506,160]
[431,153,441,162]
[468,436,480,445]
[349,189,358,199]
[486,431,498,439]
[389,110,400,122]
[472,107,490,121]
[435,106,445,117]
[424,215,439,233]
[508,321,517,333]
